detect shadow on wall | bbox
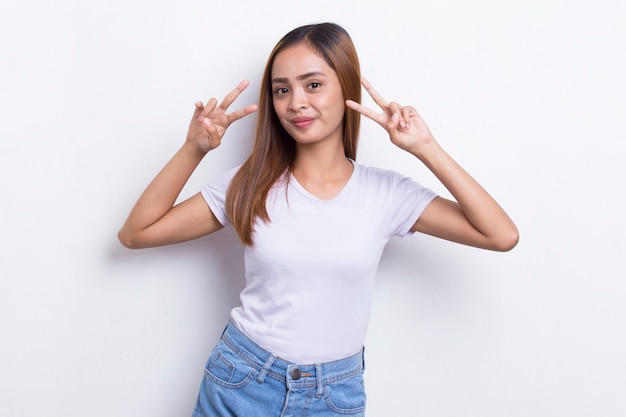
[102,228,245,415]
[379,237,473,286]
[376,236,479,318]
[105,226,246,333]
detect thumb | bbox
[387,112,400,132]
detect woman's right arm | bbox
[117,80,257,249]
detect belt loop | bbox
[257,354,277,384]
[362,346,366,372]
[315,364,323,397]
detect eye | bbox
[274,87,289,96]
[308,82,321,90]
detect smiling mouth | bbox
[292,117,315,128]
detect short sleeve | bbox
[388,174,438,239]
[200,166,240,227]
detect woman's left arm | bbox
[346,77,519,251]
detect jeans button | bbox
[291,368,301,380]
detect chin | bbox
[288,131,319,145]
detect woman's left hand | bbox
[347,77,519,252]
[346,77,435,158]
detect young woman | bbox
[118,23,518,417]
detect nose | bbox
[289,88,309,111]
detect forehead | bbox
[271,43,333,79]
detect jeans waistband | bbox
[220,320,364,392]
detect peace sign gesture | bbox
[187,80,258,153]
[346,77,435,158]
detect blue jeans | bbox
[192,321,367,416]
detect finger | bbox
[199,98,218,120]
[192,101,205,121]
[346,99,384,125]
[389,101,402,114]
[227,104,258,124]
[400,106,418,129]
[202,118,219,141]
[361,77,388,110]
[388,101,405,129]
[387,112,401,132]
[219,79,251,111]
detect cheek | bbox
[272,100,286,118]
[330,96,346,122]
[318,93,344,116]
[271,103,291,130]
[331,88,346,113]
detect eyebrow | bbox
[271,71,327,84]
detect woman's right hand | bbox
[187,80,258,153]
[118,80,257,249]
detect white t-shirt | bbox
[201,160,437,364]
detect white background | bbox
[1,0,625,416]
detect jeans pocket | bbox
[204,342,256,390]
[324,372,367,415]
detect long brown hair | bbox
[225,23,362,245]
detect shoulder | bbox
[353,161,411,188]
[201,164,242,205]
[205,164,242,190]
[351,160,437,204]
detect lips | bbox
[291,117,315,128]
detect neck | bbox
[291,141,354,200]
[292,139,352,180]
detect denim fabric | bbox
[192,321,367,417]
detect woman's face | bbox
[271,43,345,148]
